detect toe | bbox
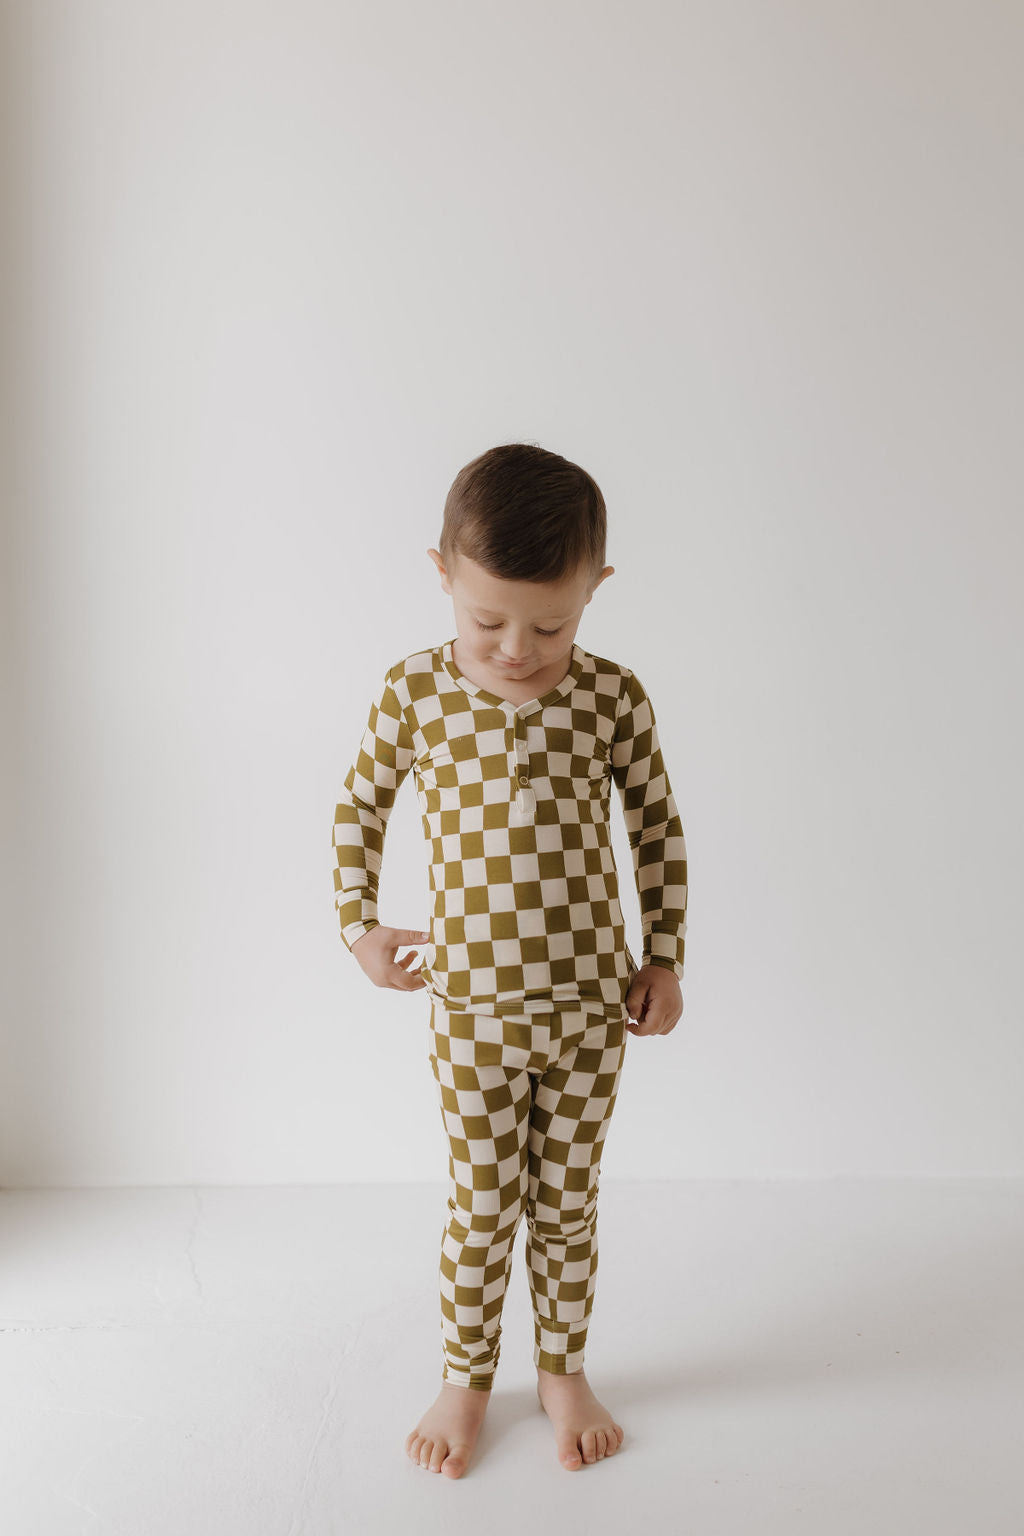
[427,1439,448,1473]
[406,1432,423,1462]
[581,1428,598,1464]
[595,1429,608,1459]
[442,1444,471,1479]
[418,1436,435,1469]
[604,1427,620,1456]
[557,1431,583,1470]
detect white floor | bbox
[1,1179,1021,1535]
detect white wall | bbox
[3,0,1021,1185]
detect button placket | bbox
[509,706,535,819]
[514,713,530,784]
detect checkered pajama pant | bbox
[427,1000,628,1390]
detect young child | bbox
[331,442,688,1478]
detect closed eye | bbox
[474,619,564,637]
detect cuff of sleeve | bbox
[340,916,380,952]
[643,956,684,981]
[642,930,685,982]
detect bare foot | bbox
[536,1366,624,1470]
[405,1380,492,1478]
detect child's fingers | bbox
[634,1012,676,1036]
[389,955,426,990]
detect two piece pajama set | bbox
[332,637,687,1389]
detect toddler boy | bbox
[332,442,687,1477]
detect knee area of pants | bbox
[527,1219,596,1249]
[446,1201,526,1241]
[526,1198,597,1234]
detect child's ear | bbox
[587,564,615,598]
[427,547,453,594]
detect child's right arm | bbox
[332,665,419,960]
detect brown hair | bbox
[439,442,607,585]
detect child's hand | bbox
[625,966,684,1036]
[351,926,431,992]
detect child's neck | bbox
[451,637,574,704]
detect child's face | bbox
[427,549,613,688]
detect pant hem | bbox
[534,1343,586,1375]
[443,1367,496,1392]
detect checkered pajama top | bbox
[332,638,687,1021]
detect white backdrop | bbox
[2,0,1021,1185]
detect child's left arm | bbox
[610,669,688,1037]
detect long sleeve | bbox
[332,667,416,952]
[609,669,688,981]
